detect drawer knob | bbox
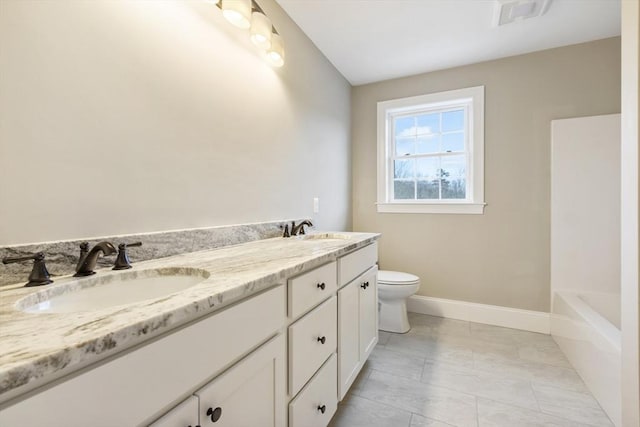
[317,404,326,414]
[317,282,325,290]
[317,336,326,344]
[361,281,369,289]
[206,407,222,422]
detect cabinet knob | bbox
[317,404,326,414]
[317,282,325,290]
[317,336,326,344]
[361,281,369,289]
[206,407,222,422]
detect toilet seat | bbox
[378,270,419,285]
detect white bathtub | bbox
[551,291,621,426]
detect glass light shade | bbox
[222,0,251,29]
[250,12,272,50]
[266,33,285,67]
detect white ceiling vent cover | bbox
[493,0,552,27]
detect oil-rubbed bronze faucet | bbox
[113,242,142,270]
[74,241,117,277]
[291,220,313,236]
[2,252,53,287]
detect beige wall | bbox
[0,0,351,245]
[352,38,621,312]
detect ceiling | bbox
[275,0,621,85]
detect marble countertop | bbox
[0,232,380,402]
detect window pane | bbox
[440,155,466,199]
[441,155,466,177]
[442,177,466,199]
[394,180,415,199]
[417,180,439,199]
[416,113,439,134]
[395,137,415,156]
[394,159,414,179]
[395,116,415,138]
[416,157,439,179]
[442,109,465,132]
[442,132,464,152]
[416,134,439,154]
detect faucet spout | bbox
[74,241,117,277]
[291,220,313,236]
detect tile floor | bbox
[329,313,613,427]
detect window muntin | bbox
[376,86,485,214]
[389,105,469,202]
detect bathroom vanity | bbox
[0,232,379,427]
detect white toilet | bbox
[377,270,420,333]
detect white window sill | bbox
[376,202,486,214]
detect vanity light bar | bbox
[211,0,285,67]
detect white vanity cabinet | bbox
[0,285,286,427]
[0,240,379,427]
[149,396,199,427]
[337,260,378,399]
[288,296,337,396]
[149,334,285,427]
[195,334,286,427]
[289,354,338,427]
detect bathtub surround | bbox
[0,219,307,288]
[552,292,621,426]
[352,37,621,313]
[0,0,351,245]
[550,115,621,299]
[549,114,621,426]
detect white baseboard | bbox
[407,295,551,334]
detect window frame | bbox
[377,85,486,214]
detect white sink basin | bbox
[18,268,209,314]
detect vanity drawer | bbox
[288,261,337,319]
[288,296,337,396]
[289,354,337,427]
[338,242,378,287]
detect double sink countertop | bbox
[0,232,380,403]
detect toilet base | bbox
[378,299,411,333]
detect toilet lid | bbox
[377,270,420,285]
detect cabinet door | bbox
[359,267,378,360]
[337,280,360,400]
[149,396,199,427]
[195,334,286,427]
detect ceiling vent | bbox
[492,0,552,27]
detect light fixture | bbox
[221,0,251,29]
[250,11,272,50]
[212,0,285,67]
[266,33,285,67]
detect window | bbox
[377,86,485,214]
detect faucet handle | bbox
[113,242,142,270]
[281,223,290,238]
[2,252,54,287]
[76,242,90,271]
